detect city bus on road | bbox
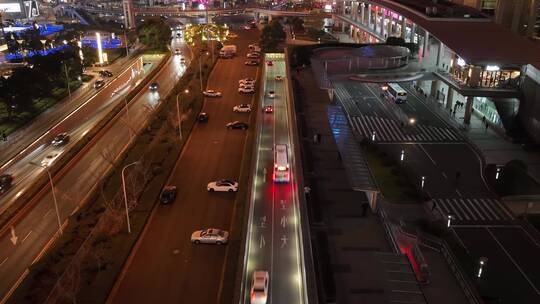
[386,83,407,104]
[273,144,290,183]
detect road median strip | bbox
[0,53,168,235]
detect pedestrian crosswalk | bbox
[348,115,463,143]
[434,198,514,223]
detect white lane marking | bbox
[419,144,437,165]
[456,189,463,197]
[22,231,32,244]
[0,257,7,267]
[442,172,447,179]
[43,208,53,219]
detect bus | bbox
[273,144,290,183]
[386,83,407,104]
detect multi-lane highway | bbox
[0,39,188,302]
[0,56,148,213]
[240,54,306,304]
[109,28,260,304]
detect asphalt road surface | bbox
[240,54,306,304]
[109,28,261,304]
[0,40,187,302]
[334,79,539,303]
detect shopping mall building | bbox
[331,0,540,142]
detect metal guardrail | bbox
[377,207,400,253]
[284,50,320,304]
[416,232,483,304]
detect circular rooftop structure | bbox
[312,45,411,72]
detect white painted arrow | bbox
[10,226,17,245]
[281,216,287,228]
[259,235,266,248]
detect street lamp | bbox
[421,176,425,189]
[121,161,141,234]
[446,214,453,228]
[61,61,72,102]
[30,162,62,234]
[198,52,207,91]
[121,24,129,57]
[176,89,189,141]
[400,149,405,162]
[495,167,501,180]
[477,257,488,278]
[409,117,416,125]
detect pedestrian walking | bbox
[361,202,369,217]
[1,132,6,142]
[431,200,437,211]
[482,116,486,124]
[485,122,489,133]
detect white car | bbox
[243,25,252,30]
[203,90,222,97]
[41,152,60,167]
[267,91,276,98]
[250,271,269,304]
[233,104,252,113]
[191,228,229,245]
[191,228,229,244]
[238,87,255,94]
[207,179,239,192]
[239,78,256,84]
[275,75,283,81]
[239,83,255,89]
[247,52,260,59]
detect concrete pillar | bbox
[401,17,407,38]
[430,80,438,99]
[436,41,444,67]
[387,15,393,36]
[367,4,372,29]
[361,2,365,25]
[446,87,454,110]
[422,31,430,58]
[510,0,525,33]
[526,0,539,38]
[374,6,378,33]
[410,23,416,43]
[381,9,386,36]
[463,96,474,124]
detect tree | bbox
[82,47,98,67]
[4,68,50,114]
[136,19,172,51]
[260,20,286,52]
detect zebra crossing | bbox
[348,115,463,143]
[434,198,514,223]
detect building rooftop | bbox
[372,0,540,68]
[391,0,488,19]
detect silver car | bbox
[191,228,229,244]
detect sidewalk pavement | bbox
[294,67,469,304]
[0,51,142,167]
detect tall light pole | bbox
[30,162,62,234]
[121,24,129,57]
[199,52,207,91]
[176,89,189,141]
[62,61,72,102]
[122,161,140,234]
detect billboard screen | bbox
[0,0,39,19]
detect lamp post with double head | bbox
[121,161,140,234]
